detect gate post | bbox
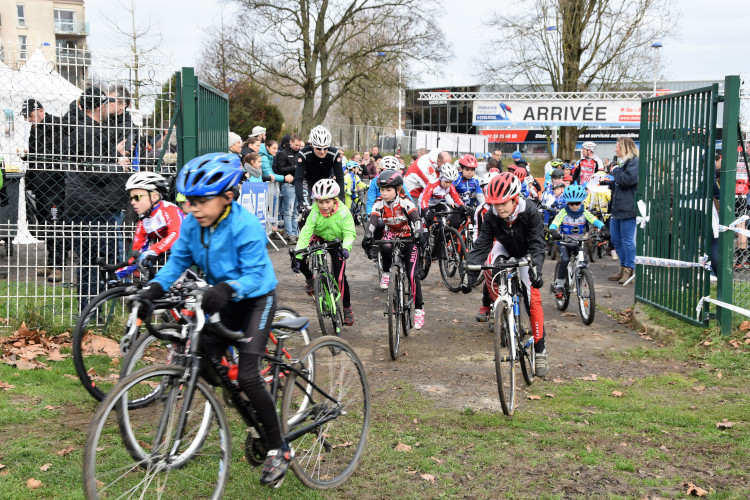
[718,75,741,334]
[178,67,199,167]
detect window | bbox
[54,9,76,32]
[17,3,26,28]
[18,35,27,60]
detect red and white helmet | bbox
[485,172,522,204]
[458,154,478,169]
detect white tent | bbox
[15,49,82,117]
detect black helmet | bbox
[377,169,403,188]
[550,168,564,179]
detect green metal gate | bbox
[175,67,229,167]
[635,85,718,326]
[637,76,742,332]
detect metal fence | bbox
[731,74,750,319]
[0,43,234,329]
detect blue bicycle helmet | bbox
[345,160,359,170]
[177,153,243,197]
[563,185,587,203]
[512,151,522,160]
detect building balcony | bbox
[54,20,90,36]
[56,48,92,66]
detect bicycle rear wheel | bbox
[387,265,402,360]
[417,245,431,280]
[314,273,339,336]
[73,287,140,402]
[281,336,370,489]
[438,227,467,292]
[494,306,515,416]
[553,262,570,311]
[83,365,229,500]
[577,268,596,325]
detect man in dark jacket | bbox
[62,86,131,310]
[274,134,303,241]
[21,98,66,282]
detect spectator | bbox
[416,147,427,158]
[62,86,131,310]
[486,158,502,173]
[492,149,503,164]
[273,134,303,243]
[363,152,377,180]
[250,126,267,143]
[604,137,639,285]
[371,145,382,161]
[229,132,243,157]
[21,98,66,282]
[242,152,269,182]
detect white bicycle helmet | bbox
[479,171,499,187]
[440,163,460,182]
[582,141,597,152]
[380,155,400,171]
[126,171,168,193]
[309,125,332,148]
[311,178,340,200]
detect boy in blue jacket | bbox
[139,152,291,487]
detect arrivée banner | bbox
[472,100,642,126]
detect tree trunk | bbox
[559,126,579,161]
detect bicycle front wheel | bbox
[577,268,596,325]
[387,265,402,360]
[438,227,467,292]
[73,287,139,402]
[553,262,570,311]
[494,305,516,416]
[281,336,370,489]
[314,273,339,336]
[83,364,230,500]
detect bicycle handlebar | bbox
[371,236,418,245]
[288,238,342,258]
[467,255,532,272]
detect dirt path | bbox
[270,227,690,413]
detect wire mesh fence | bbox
[0,42,178,329]
[732,74,750,318]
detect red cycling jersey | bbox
[573,157,604,185]
[403,155,438,199]
[736,157,749,195]
[368,194,421,237]
[132,201,184,255]
[418,180,464,210]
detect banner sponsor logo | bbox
[481,128,641,143]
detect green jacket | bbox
[296,202,356,254]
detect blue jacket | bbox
[366,181,414,214]
[152,201,277,299]
[260,145,284,183]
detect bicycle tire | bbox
[577,267,596,325]
[83,364,230,500]
[587,239,597,263]
[417,246,431,280]
[553,262,570,311]
[438,227,467,292]
[73,287,139,402]
[597,242,607,259]
[314,273,338,336]
[387,265,401,360]
[515,289,535,386]
[494,305,515,416]
[280,336,370,489]
[550,242,559,260]
[401,265,411,337]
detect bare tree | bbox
[217,0,449,137]
[485,0,678,159]
[103,0,163,107]
[197,17,237,94]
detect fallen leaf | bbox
[39,463,51,472]
[585,445,592,453]
[427,386,440,392]
[552,378,564,383]
[0,381,14,391]
[685,482,708,496]
[729,339,741,348]
[0,463,5,470]
[581,374,598,381]
[716,419,734,429]
[612,391,623,397]
[26,478,42,490]
[394,441,412,452]
[561,312,576,317]
[702,340,713,346]
[527,395,541,400]
[739,320,750,332]
[659,445,669,451]
[420,473,436,484]
[413,418,419,424]
[717,371,723,379]
[429,456,445,464]
[406,470,417,475]
[56,446,74,457]
[44,405,57,410]
[620,441,628,447]
[452,319,459,323]
[545,393,555,398]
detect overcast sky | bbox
[84,0,750,88]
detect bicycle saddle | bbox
[272,316,309,331]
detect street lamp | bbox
[651,42,662,96]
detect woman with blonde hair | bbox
[604,137,639,284]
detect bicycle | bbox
[425,208,468,292]
[549,233,602,325]
[290,239,344,336]
[467,255,537,416]
[457,206,484,288]
[83,284,370,497]
[372,236,418,360]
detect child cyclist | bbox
[344,160,368,210]
[292,178,357,326]
[548,185,610,298]
[362,169,426,328]
[137,152,292,487]
[419,163,466,230]
[452,155,485,208]
[540,180,566,225]
[124,171,184,272]
[463,173,550,378]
